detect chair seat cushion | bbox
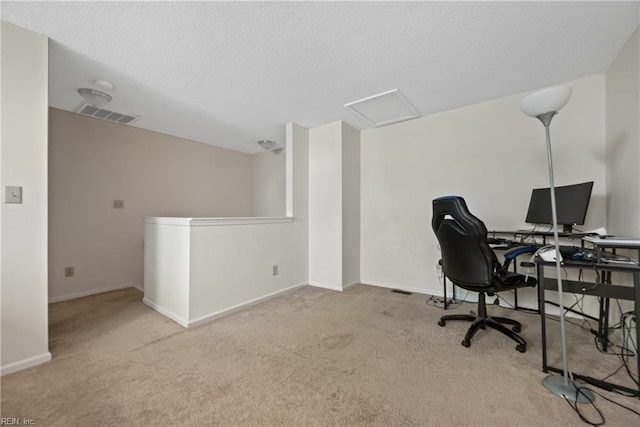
[493,272,537,291]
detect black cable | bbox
[601,361,626,382]
[543,300,599,322]
[612,311,639,387]
[621,344,640,387]
[495,293,540,314]
[588,388,640,417]
[572,293,594,331]
[590,310,639,388]
[594,335,634,357]
[563,387,604,426]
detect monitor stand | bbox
[562,224,573,234]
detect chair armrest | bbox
[502,246,537,271]
[503,246,538,261]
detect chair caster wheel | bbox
[461,339,470,348]
[437,319,445,327]
[512,326,521,333]
[516,344,526,353]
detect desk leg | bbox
[537,262,548,372]
[635,271,640,395]
[603,272,612,351]
[513,260,519,310]
[598,296,610,352]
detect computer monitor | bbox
[525,181,594,233]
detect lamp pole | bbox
[536,113,593,404]
[520,86,593,404]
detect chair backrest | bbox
[432,196,499,290]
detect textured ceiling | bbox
[2,1,639,153]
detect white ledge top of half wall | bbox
[143,217,295,227]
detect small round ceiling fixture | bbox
[78,88,112,108]
[257,140,278,150]
[93,79,115,91]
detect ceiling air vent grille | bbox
[74,103,139,125]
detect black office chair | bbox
[432,196,536,352]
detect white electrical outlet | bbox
[4,186,22,204]
[272,265,278,276]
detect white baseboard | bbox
[142,298,189,328]
[1,352,51,376]
[188,282,308,328]
[360,279,430,296]
[343,281,359,289]
[49,283,141,303]
[309,281,343,291]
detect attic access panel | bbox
[344,89,420,127]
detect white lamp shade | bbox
[520,85,572,117]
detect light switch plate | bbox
[4,186,22,204]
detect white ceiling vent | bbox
[344,89,420,127]
[74,103,139,125]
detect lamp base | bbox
[542,375,594,404]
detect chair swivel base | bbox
[438,312,527,353]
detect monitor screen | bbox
[525,181,594,230]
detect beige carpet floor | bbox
[1,284,639,426]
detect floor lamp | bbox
[520,86,594,404]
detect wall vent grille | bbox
[74,103,139,125]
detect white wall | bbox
[189,218,304,323]
[307,121,361,290]
[606,25,640,237]
[341,122,361,287]
[308,122,343,289]
[143,222,191,326]
[251,149,286,217]
[49,108,253,302]
[361,74,606,297]
[190,124,309,322]
[1,22,51,374]
[144,123,310,327]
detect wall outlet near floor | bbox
[64,266,74,277]
[272,265,278,276]
[113,200,125,209]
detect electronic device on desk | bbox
[568,249,597,262]
[538,247,562,262]
[486,237,511,249]
[583,235,640,248]
[600,254,639,265]
[537,245,583,263]
[525,181,594,233]
[582,235,640,265]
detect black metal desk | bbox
[536,258,640,396]
[491,230,591,246]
